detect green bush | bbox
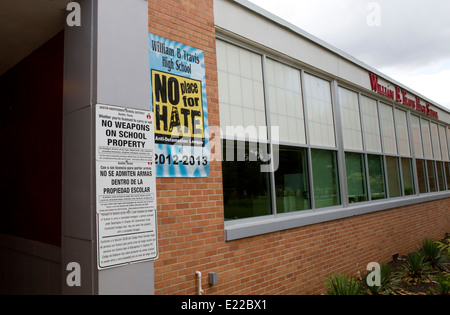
[434,273,450,295]
[400,251,431,283]
[436,238,450,259]
[420,238,449,271]
[364,262,400,295]
[326,273,364,295]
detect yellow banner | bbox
[152,70,205,146]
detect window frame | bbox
[216,35,450,241]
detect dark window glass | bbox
[311,149,340,208]
[345,152,367,204]
[416,159,428,194]
[222,140,272,220]
[427,160,437,192]
[274,146,310,213]
[368,155,386,200]
[401,158,415,196]
[436,161,445,191]
[386,156,401,198]
[446,162,450,191]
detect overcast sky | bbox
[248,0,450,110]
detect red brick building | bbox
[0,0,449,295]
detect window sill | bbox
[224,192,450,241]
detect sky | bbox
[247,0,450,110]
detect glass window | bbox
[416,159,428,194]
[222,140,272,220]
[274,146,310,213]
[368,155,386,200]
[421,119,433,159]
[361,96,382,153]
[436,161,445,191]
[395,109,411,156]
[266,59,305,144]
[304,74,336,148]
[216,40,267,141]
[410,115,424,158]
[427,160,437,193]
[446,162,450,190]
[430,122,442,160]
[386,156,401,198]
[448,129,450,161]
[339,88,363,151]
[345,152,367,204]
[439,125,449,161]
[379,104,397,155]
[311,149,340,208]
[401,158,415,196]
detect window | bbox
[311,149,340,208]
[421,119,433,159]
[379,104,397,155]
[446,162,450,191]
[217,38,450,236]
[410,115,424,158]
[395,109,411,156]
[427,160,437,193]
[386,156,401,198]
[401,158,415,196]
[361,96,382,153]
[222,140,272,220]
[430,122,442,160]
[266,59,305,144]
[447,130,450,161]
[439,125,449,161]
[345,152,367,203]
[217,40,267,141]
[368,154,386,200]
[436,161,445,191]
[416,159,428,194]
[218,41,273,221]
[304,74,336,148]
[339,88,363,151]
[274,146,310,213]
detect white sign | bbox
[95,104,158,269]
[96,104,154,162]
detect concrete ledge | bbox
[225,192,450,241]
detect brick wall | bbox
[148,0,225,295]
[149,0,450,295]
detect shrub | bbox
[326,273,364,295]
[420,238,449,271]
[436,238,450,259]
[401,251,431,283]
[432,272,450,295]
[364,262,400,295]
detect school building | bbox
[0,0,449,295]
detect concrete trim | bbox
[225,192,450,241]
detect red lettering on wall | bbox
[368,73,439,119]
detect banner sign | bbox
[149,33,210,177]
